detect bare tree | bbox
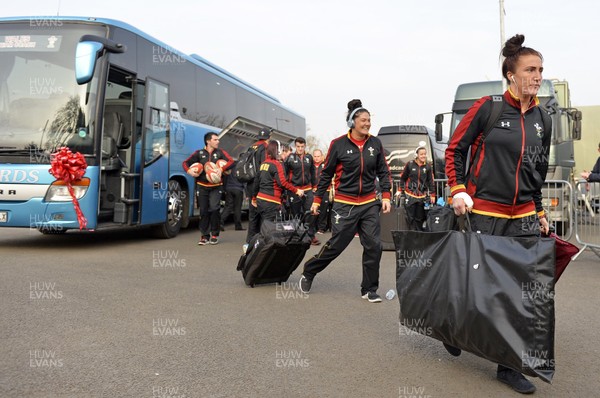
[306,134,324,155]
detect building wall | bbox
[574,105,600,177]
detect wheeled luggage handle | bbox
[286,210,317,245]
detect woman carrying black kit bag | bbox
[444,34,551,394]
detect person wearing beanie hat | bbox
[244,127,272,247]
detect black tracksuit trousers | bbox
[302,200,382,294]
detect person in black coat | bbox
[580,142,600,183]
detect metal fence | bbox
[542,180,573,241]
[428,179,575,241]
[394,178,599,260]
[573,180,600,260]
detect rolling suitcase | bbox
[237,213,313,287]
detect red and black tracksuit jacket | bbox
[315,161,331,192]
[314,132,392,206]
[285,153,316,191]
[399,160,435,201]
[254,158,301,204]
[182,148,234,188]
[445,89,551,219]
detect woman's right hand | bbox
[311,202,320,215]
[296,189,305,197]
[452,192,473,216]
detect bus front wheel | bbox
[155,179,184,239]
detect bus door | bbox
[99,67,136,225]
[138,78,170,225]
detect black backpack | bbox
[235,145,259,183]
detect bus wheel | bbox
[155,179,184,239]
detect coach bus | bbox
[0,16,304,237]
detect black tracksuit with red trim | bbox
[314,161,332,232]
[182,147,233,237]
[302,132,392,295]
[254,157,301,223]
[313,133,392,206]
[255,158,300,205]
[445,90,551,220]
[399,159,435,202]
[245,140,269,243]
[182,148,234,188]
[399,159,435,231]
[285,153,316,191]
[284,152,317,223]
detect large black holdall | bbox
[392,229,556,382]
[237,213,313,287]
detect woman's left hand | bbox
[539,217,550,235]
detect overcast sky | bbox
[3,0,599,145]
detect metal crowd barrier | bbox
[428,179,575,241]
[573,180,600,260]
[542,180,573,241]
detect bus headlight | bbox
[44,178,90,202]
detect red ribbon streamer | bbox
[49,147,88,230]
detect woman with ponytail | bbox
[444,34,551,394]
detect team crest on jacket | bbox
[534,122,543,138]
[367,146,375,156]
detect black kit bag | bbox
[392,229,556,383]
[426,205,457,232]
[237,214,313,287]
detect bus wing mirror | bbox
[75,35,126,85]
[75,41,104,84]
[572,110,582,140]
[434,113,444,142]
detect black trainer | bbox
[361,292,382,303]
[497,365,536,394]
[442,342,462,357]
[299,275,312,294]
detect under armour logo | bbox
[500,121,510,127]
[347,150,353,154]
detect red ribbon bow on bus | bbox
[49,147,88,230]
